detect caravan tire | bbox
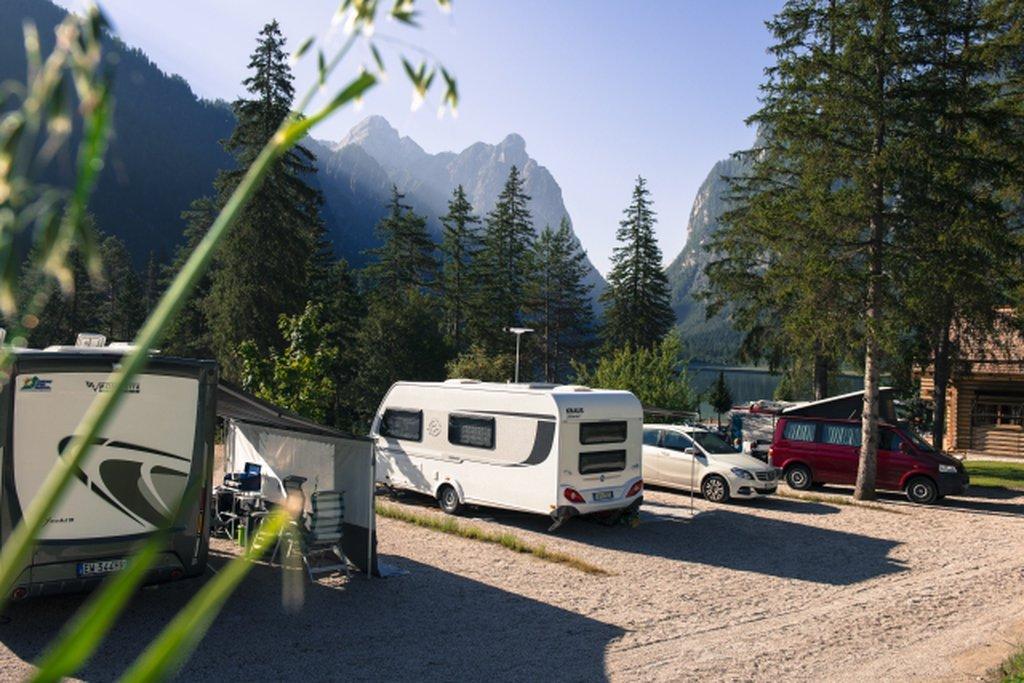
[437,484,462,515]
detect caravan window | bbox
[448,415,495,449]
[579,449,627,474]
[579,421,627,445]
[380,409,423,441]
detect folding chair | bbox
[294,490,349,581]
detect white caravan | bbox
[372,380,644,527]
[2,340,216,600]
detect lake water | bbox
[688,364,863,419]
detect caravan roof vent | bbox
[558,385,592,392]
[75,332,107,348]
[526,383,560,390]
[444,378,481,385]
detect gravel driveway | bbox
[0,485,1021,681]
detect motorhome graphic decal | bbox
[20,376,52,391]
[57,436,189,527]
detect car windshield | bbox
[690,431,736,454]
[903,428,936,452]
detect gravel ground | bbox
[0,484,1022,681]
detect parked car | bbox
[642,424,779,503]
[769,416,969,504]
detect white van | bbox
[371,380,644,527]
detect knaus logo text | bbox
[20,376,52,391]
[85,380,140,394]
[566,407,584,419]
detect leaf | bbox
[292,36,315,62]
[370,43,385,74]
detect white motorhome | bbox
[371,380,644,527]
[2,338,216,599]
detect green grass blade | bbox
[117,510,290,682]
[0,71,373,606]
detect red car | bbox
[769,417,969,504]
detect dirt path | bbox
[0,485,1020,681]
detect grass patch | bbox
[965,460,1024,491]
[776,488,906,514]
[994,644,1024,682]
[375,502,610,576]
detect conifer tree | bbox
[707,370,733,429]
[362,185,437,298]
[143,251,160,315]
[471,166,535,351]
[600,176,674,351]
[527,218,594,382]
[203,20,324,377]
[162,196,218,358]
[96,235,145,341]
[439,185,481,353]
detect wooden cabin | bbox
[919,314,1024,457]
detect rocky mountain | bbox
[314,116,606,296]
[666,152,751,363]
[5,1,605,300]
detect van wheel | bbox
[701,475,730,503]
[437,484,462,515]
[906,476,938,504]
[785,464,813,490]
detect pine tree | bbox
[707,370,733,429]
[162,196,218,358]
[439,185,481,353]
[363,185,437,298]
[203,20,324,377]
[600,176,674,351]
[527,218,594,382]
[471,166,535,351]
[96,235,145,341]
[143,251,160,315]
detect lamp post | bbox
[505,327,534,383]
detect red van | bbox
[769,417,969,504]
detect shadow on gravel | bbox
[814,484,1024,518]
[642,485,841,516]
[381,490,902,586]
[0,551,623,681]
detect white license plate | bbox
[77,559,127,577]
[593,490,614,501]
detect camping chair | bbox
[212,487,241,539]
[292,490,350,581]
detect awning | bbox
[216,380,369,442]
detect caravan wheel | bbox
[437,484,462,515]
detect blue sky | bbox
[56,0,783,275]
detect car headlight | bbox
[938,463,958,474]
[731,467,754,480]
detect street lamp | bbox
[505,327,534,383]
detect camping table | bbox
[217,487,267,544]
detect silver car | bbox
[642,424,779,503]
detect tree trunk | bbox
[931,315,953,451]
[812,352,829,400]
[856,273,881,501]
[855,2,888,502]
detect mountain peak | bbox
[338,114,399,148]
[499,132,526,153]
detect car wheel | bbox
[906,476,938,504]
[785,464,813,490]
[437,484,462,515]
[701,474,730,503]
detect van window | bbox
[380,409,422,441]
[642,429,661,446]
[580,421,627,445]
[821,423,861,447]
[782,421,816,442]
[663,431,694,452]
[448,415,495,449]
[579,450,627,474]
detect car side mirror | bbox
[899,442,911,455]
[683,447,697,456]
